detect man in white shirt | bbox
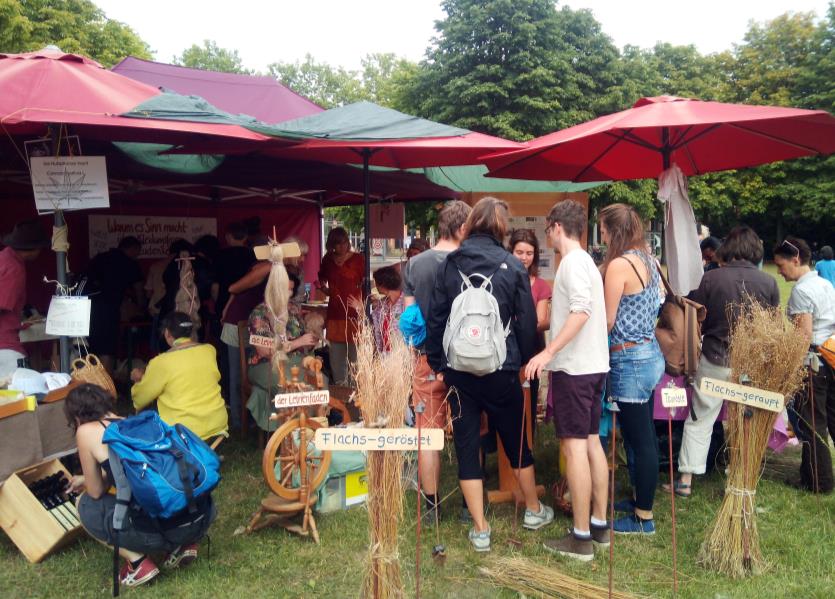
[526,199,610,561]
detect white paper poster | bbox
[45,296,91,337]
[30,156,110,214]
[508,215,555,280]
[88,215,217,259]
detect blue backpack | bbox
[102,411,220,519]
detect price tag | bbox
[45,296,91,337]
[661,385,688,409]
[273,389,329,409]
[249,334,274,349]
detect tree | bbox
[173,39,251,74]
[0,0,150,66]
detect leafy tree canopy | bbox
[173,39,251,74]
[0,0,150,66]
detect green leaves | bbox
[174,40,251,74]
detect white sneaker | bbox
[523,501,555,530]
[468,526,491,552]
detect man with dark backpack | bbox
[65,384,218,592]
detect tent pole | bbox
[362,149,372,300]
[48,124,71,373]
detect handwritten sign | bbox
[249,334,274,349]
[30,156,110,213]
[45,296,91,337]
[88,215,217,259]
[661,385,688,409]
[700,377,784,413]
[314,428,445,451]
[274,389,330,409]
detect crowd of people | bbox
[3,196,834,585]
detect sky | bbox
[95,0,831,73]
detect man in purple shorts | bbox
[526,199,610,561]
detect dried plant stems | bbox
[352,316,414,599]
[698,302,808,577]
[479,557,640,599]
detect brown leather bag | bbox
[654,267,706,380]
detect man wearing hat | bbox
[0,220,49,377]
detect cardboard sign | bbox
[273,389,330,409]
[249,334,274,349]
[699,377,784,413]
[314,428,445,451]
[30,156,110,213]
[253,241,300,261]
[45,296,91,337]
[88,215,216,259]
[661,385,688,409]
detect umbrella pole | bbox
[362,149,372,301]
[48,124,71,373]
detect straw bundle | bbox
[353,316,414,599]
[479,557,640,599]
[698,302,807,577]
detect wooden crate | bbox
[0,459,83,563]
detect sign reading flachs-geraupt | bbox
[699,377,784,413]
[30,156,110,214]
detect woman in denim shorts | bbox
[599,204,665,535]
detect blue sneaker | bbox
[613,515,655,535]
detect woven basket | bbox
[71,354,117,398]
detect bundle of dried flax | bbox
[698,302,807,577]
[353,316,414,599]
[479,557,640,599]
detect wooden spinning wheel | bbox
[262,412,331,500]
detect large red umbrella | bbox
[0,48,271,144]
[483,96,835,294]
[483,96,835,181]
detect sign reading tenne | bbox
[314,428,445,451]
[699,377,784,413]
[273,389,329,409]
[661,385,688,409]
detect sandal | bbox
[662,481,692,498]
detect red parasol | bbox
[483,96,835,181]
[0,48,271,145]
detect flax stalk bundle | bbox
[480,557,640,599]
[698,302,807,577]
[353,316,414,599]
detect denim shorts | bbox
[607,338,665,404]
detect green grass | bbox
[1,427,833,599]
[1,266,828,598]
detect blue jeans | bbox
[607,339,665,404]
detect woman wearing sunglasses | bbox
[774,236,835,493]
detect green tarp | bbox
[113,141,224,174]
[421,165,606,193]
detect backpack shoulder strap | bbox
[656,262,675,297]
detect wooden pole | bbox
[668,412,678,595]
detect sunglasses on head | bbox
[780,239,800,257]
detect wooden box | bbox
[0,459,83,563]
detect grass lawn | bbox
[2,267,831,598]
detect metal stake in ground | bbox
[415,400,424,599]
[608,408,617,599]
[667,409,678,595]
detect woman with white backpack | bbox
[425,196,554,553]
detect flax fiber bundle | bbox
[479,557,640,599]
[698,302,807,577]
[353,316,414,599]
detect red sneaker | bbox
[163,543,198,569]
[119,557,160,587]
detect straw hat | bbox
[2,220,49,250]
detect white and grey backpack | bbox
[442,266,510,376]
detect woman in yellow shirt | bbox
[131,312,228,440]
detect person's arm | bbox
[792,313,814,347]
[229,262,270,295]
[75,426,107,499]
[787,287,815,347]
[426,260,452,373]
[603,259,628,333]
[535,299,550,332]
[131,358,167,411]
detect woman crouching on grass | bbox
[65,383,215,588]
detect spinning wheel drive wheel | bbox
[262,413,331,501]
